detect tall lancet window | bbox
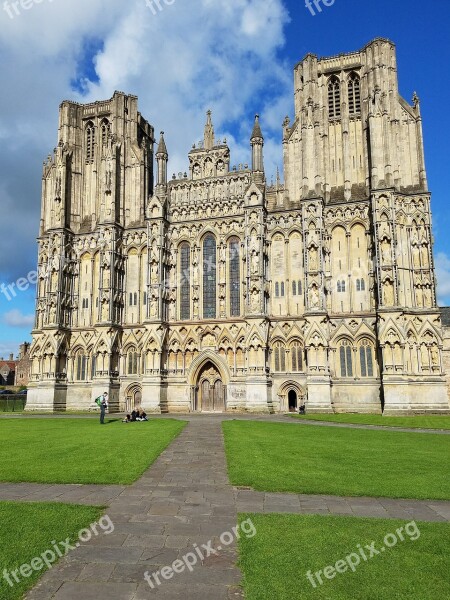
[229,238,241,317]
[180,243,191,320]
[348,73,361,115]
[101,118,111,148]
[328,76,341,119]
[203,235,217,319]
[85,121,95,163]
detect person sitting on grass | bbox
[122,414,132,423]
[131,409,138,422]
[137,408,148,422]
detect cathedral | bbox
[26,38,450,415]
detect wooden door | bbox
[213,379,225,412]
[201,379,213,411]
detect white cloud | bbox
[435,252,450,306]
[0,0,292,286]
[2,310,35,328]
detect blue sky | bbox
[0,0,449,357]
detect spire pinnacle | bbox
[204,110,215,150]
[251,114,263,141]
[156,131,168,156]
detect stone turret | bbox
[250,114,264,173]
[156,131,168,186]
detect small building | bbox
[0,355,15,386]
[15,342,31,387]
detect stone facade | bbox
[26,38,450,414]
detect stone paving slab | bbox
[234,490,450,522]
[0,482,126,504]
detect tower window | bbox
[101,118,111,147]
[85,121,95,163]
[328,76,341,119]
[348,73,361,115]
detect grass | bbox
[0,418,186,485]
[292,413,450,430]
[223,421,450,499]
[238,514,450,600]
[0,502,104,600]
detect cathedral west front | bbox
[26,38,450,415]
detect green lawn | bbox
[0,502,104,600]
[223,421,450,499]
[0,418,186,485]
[238,514,450,600]
[292,413,450,430]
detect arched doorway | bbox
[278,381,306,413]
[288,390,298,412]
[195,362,226,412]
[125,384,142,413]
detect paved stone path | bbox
[25,419,243,599]
[0,415,447,599]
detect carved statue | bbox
[383,280,394,306]
[251,289,260,312]
[251,251,260,275]
[381,239,391,264]
[415,285,423,307]
[310,286,320,308]
[431,346,439,368]
[151,263,159,284]
[102,300,109,321]
[412,244,421,269]
[424,285,432,308]
[103,266,111,288]
[421,243,429,268]
[309,246,318,271]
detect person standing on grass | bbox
[100,392,108,424]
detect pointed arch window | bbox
[101,118,111,147]
[85,121,95,163]
[291,342,303,372]
[359,339,374,377]
[292,281,297,296]
[337,280,346,293]
[328,76,341,119]
[180,243,191,320]
[75,351,88,381]
[274,342,286,372]
[229,238,240,317]
[348,73,361,116]
[203,235,217,319]
[339,340,353,377]
[127,348,139,375]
